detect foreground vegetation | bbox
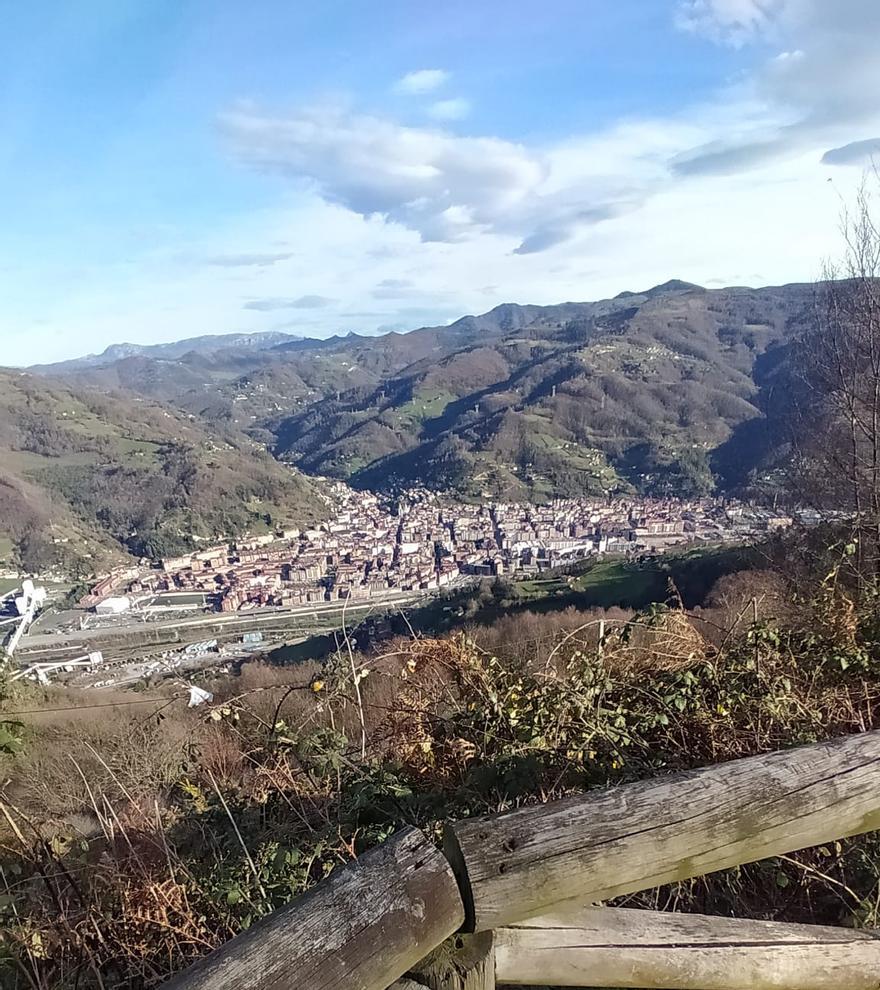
[2,533,880,988]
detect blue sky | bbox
[1,0,877,364]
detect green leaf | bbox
[0,721,23,755]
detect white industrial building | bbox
[95,596,131,615]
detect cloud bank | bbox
[675,0,784,46]
[215,2,880,263]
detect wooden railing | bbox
[163,729,880,989]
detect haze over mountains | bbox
[4,278,813,575]
[34,331,303,371]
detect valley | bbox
[0,278,821,681]
[6,7,880,986]
[0,277,811,584]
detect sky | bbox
[1,0,879,364]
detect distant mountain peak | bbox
[645,279,704,296]
[101,343,141,360]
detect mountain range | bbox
[5,279,814,573]
[33,331,302,371]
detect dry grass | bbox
[4,563,880,988]
[4,711,195,829]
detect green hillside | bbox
[0,370,321,575]
[267,281,809,497]
[34,280,814,503]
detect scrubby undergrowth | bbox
[2,552,880,988]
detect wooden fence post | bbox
[409,932,495,990]
[494,906,880,989]
[444,729,880,931]
[162,827,464,990]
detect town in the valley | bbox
[82,482,801,615]
[2,483,809,689]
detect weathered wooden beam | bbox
[409,932,495,990]
[494,906,880,989]
[444,729,880,931]
[163,827,464,990]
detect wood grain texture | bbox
[163,827,465,990]
[445,729,880,931]
[411,932,495,990]
[495,906,880,988]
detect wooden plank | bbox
[495,906,880,989]
[162,827,465,990]
[410,932,495,990]
[444,729,880,931]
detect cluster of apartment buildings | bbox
[79,484,797,614]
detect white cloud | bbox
[822,138,880,166]
[221,92,734,258]
[670,0,880,175]
[208,251,292,267]
[372,277,416,299]
[244,295,333,311]
[428,98,471,121]
[394,69,449,94]
[675,0,784,45]
[220,104,549,246]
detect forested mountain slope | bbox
[272,282,809,497]
[35,280,815,501]
[0,370,321,574]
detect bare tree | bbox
[793,176,880,575]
